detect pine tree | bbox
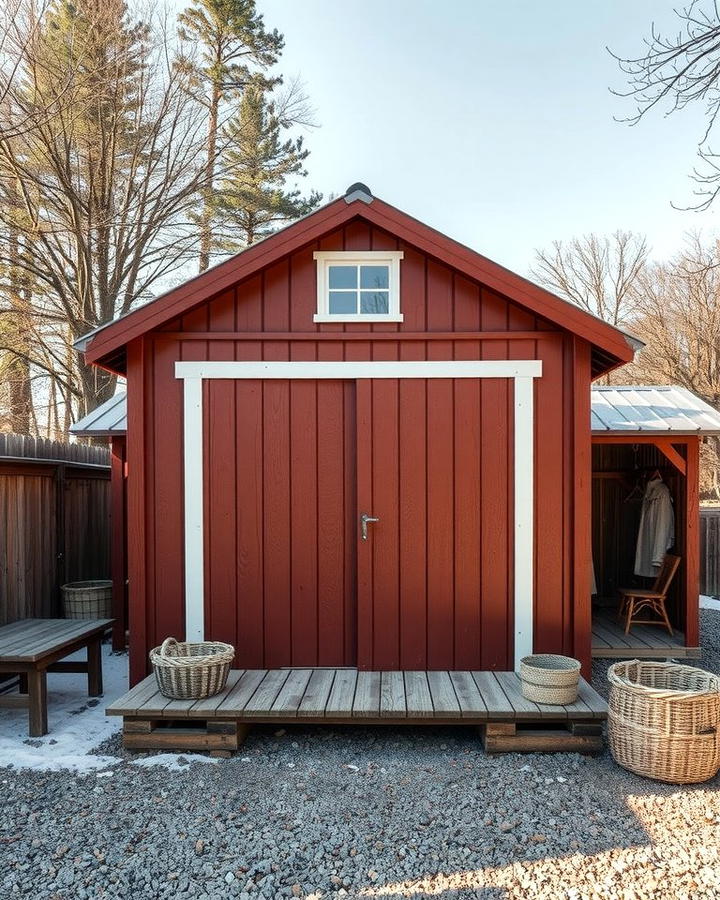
[214,83,321,249]
[177,0,283,270]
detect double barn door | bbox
[206,375,509,671]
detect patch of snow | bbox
[0,643,126,773]
[130,753,219,772]
[700,595,720,611]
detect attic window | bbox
[313,251,404,322]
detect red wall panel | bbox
[125,221,590,681]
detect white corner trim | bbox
[513,376,535,670]
[178,359,541,663]
[182,377,205,642]
[175,360,542,380]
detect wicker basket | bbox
[150,637,234,700]
[61,580,112,619]
[608,660,720,784]
[520,654,581,704]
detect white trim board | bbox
[176,359,542,670]
[175,360,542,380]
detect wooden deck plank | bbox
[471,671,514,719]
[106,675,162,716]
[109,668,609,727]
[592,611,688,657]
[161,671,246,718]
[211,670,267,716]
[426,671,460,717]
[493,672,560,720]
[298,669,336,717]
[576,677,608,718]
[325,669,357,716]
[352,671,381,717]
[242,670,291,717]
[449,671,487,717]
[380,671,406,718]
[403,671,434,717]
[592,620,637,649]
[270,669,313,717]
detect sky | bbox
[258,0,719,274]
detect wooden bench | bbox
[0,618,113,736]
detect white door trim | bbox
[175,359,542,670]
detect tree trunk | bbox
[199,82,221,273]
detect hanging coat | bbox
[634,478,674,578]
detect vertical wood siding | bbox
[701,508,720,597]
[129,221,589,679]
[0,463,110,625]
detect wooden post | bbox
[87,636,103,696]
[27,669,48,737]
[127,339,148,686]
[572,339,592,679]
[110,436,127,652]
[54,463,67,614]
[685,438,700,647]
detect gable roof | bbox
[79,183,640,376]
[71,385,720,439]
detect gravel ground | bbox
[2,612,720,900]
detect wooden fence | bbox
[701,507,720,598]
[0,434,111,625]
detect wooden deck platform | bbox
[107,669,607,755]
[592,610,700,659]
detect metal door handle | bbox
[360,513,380,540]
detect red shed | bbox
[78,184,648,686]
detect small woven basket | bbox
[61,580,112,619]
[150,637,234,700]
[520,654,581,705]
[608,660,720,784]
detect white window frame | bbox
[176,359,541,670]
[313,250,404,323]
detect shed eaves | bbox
[70,385,720,438]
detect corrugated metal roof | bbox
[69,385,720,438]
[591,386,720,435]
[70,392,127,437]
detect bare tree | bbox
[0,0,212,422]
[624,234,720,498]
[532,231,648,326]
[611,2,720,209]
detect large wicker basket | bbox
[150,637,234,700]
[61,580,112,619]
[520,654,581,704]
[608,660,720,784]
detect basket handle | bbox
[160,637,178,657]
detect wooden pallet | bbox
[123,718,250,758]
[481,720,604,754]
[110,668,608,755]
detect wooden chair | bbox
[619,553,681,636]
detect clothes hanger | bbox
[624,444,645,502]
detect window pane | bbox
[360,265,389,289]
[329,291,357,314]
[360,291,389,314]
[328,265,357,289]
